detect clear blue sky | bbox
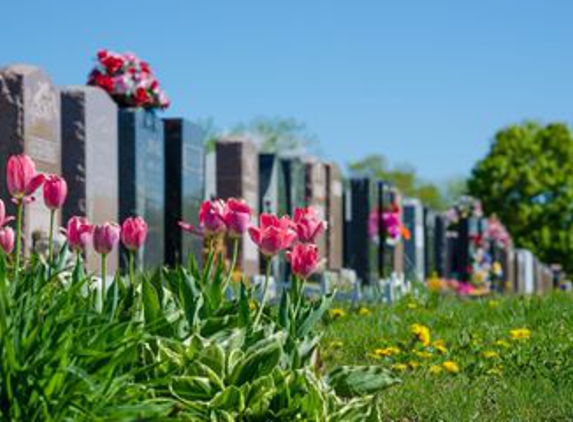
[2,1,573,183]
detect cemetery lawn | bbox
[321,291,573,421]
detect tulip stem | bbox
[254,257,272,328]
[13,201,23,280]
[294,276,306,318]
[129,251,135,287]
[101,254,107,310]
[47,209,55,278]
[226,238,240,286]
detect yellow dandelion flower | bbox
[330,308,346,319]
[392,363,408,372]
[410,323,431,347]
[330,340,344,349]
[429,365,443,375]
[510,328,531,340]
[415,350,433,359]
[249,300,257,311]
[358,307,371,316]
[482,350,500,359]
[442,361,460,374]
[433,339,448,354]
[408,361,421,369]
[373,346,401,357]
[495,339,511,349]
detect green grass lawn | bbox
[321,291,573,421]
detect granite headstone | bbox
[0,64,61,253]
[325,162,343,271]
[61,85,119,273]
[118,109,165,268]
[164,118,205,267]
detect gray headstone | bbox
[0,64,62,251]
[61,85,119,274]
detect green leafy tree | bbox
[468,121,573,273]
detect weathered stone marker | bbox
[61,85,119,274]
[0,64,61,252]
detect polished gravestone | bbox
[343,178,379,285]
[61,86,118,274]
[0,65,61,252]
[325,162,343,271]
[403,198,425,282]
[259,153,288,280]
[304,159,327,258]
[164,118,205,267]
[280,156,306,215]
[216,137,259,277]
[423,207,437,278]
[118,109,165,268]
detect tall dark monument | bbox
[61,85,119,274]
[118,109,165,268]
[0,65,61,252]
[164,118,205,267]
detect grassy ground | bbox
[321,291,573,421]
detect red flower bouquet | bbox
[87,49,170,110]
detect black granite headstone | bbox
[61,86,119,274]
[118,109,165,268]
[164,118,205,267]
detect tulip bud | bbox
[293,207,327,244]
[6,154,45,200]
[223,198,251,238]
[0,227,15,255]
[287,243,320,279]
[43,175,68,210]
[248,214,297,256]
[66,216,94,253]
[93,222,120,255]
[199,200,226,235]
[121,216,148,251]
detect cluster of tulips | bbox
[0,154,149,302]
[179,199,327,279]
[180,198,328,323]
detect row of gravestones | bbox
[0,64,346,280]
[0,64,204,274]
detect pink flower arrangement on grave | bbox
[368,203,405,242]
[483,216,511,249]
[87,49,170,110]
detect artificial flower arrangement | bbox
[368,203,410,246]
[445,195,483,232]
[87,49,170,110]
[483,216,511,249]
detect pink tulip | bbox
[223,198,251,238]
[287,243,320,279]
[66,216,94,253]
[248,214,297,256]
[43,175,68,210]
[121,216,148,251]
[6,154,45,202]
[199,200,226,236]
[0,227,15,255]
[293,207,327,244]
[0,199,13,227]
[93,222,120,255]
